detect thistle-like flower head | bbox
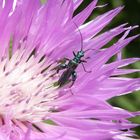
[0,0,139,140]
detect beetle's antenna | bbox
[84,48,95,52]
[81,63,92,73]
[73,21,84,51]
[61,0,65,6]
[84,48,100,53]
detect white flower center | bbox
[0,49,59,122]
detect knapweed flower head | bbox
[0,0,140,139]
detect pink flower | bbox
[0,0,139,139]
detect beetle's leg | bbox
[64,57,70,61]
[73,51,76,57]
[81,62,92,73]
[57,57,69,64]
[56,63,68,73]
[85,56,90,59]
[54,57,70,73]
[69,71,77,88]
[80,60,87,63]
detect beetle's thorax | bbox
[73,51,84,63]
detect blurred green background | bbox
[41,0,140,137]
